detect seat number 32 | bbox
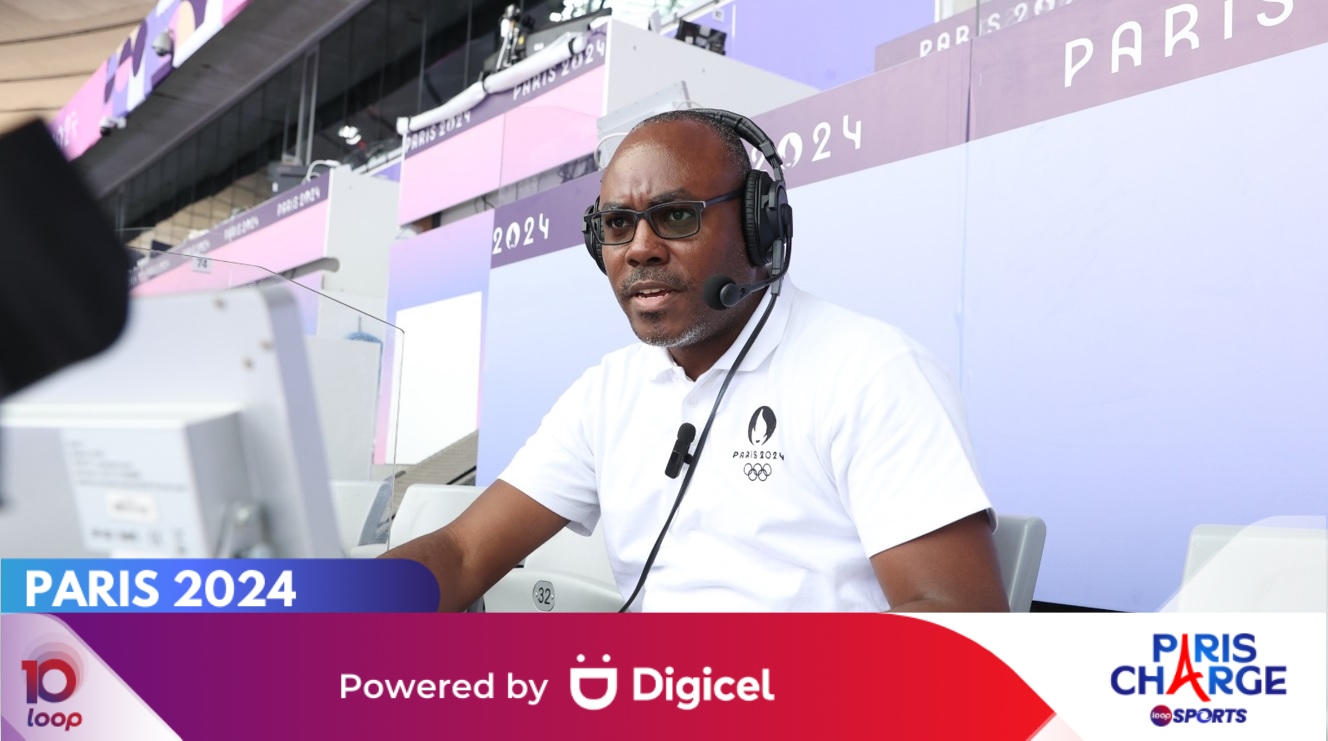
[532,580,554,611]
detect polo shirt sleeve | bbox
[830,349,993,558]
[497,366,601,536]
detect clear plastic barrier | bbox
[129,247,404,519]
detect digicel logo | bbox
[570,654,775,711]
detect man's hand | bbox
[380,480,569,611]
[871,511,1010,612]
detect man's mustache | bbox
[617,268,691,298]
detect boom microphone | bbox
[703,274,781,311]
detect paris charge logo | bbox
[20,640,85,731]
[1112,633,1286,726]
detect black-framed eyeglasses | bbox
[585,190,742,246]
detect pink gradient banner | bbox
[134,204,327,287]
[7,611,1324,739]
[402,31,606,160]
[398,118,506,225]
[499,68,604,188]
[397,61,605,225]
[39,613,1054,739]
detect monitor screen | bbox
[0,286,340,559]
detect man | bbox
[384,110,1008,612]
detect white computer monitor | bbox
[0,285,341,558]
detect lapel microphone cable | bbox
[617,291,780,612]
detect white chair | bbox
[378,488,1042,613]
[486,505,619,613]
[1175,521,1326,612]
[330,480,385,555]
[523,522,615,585]
[377,483,622,612]
[347,483,483,558]
[992,513,1047,612]
[388,484,483,546]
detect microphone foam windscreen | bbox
[703,274,733,311]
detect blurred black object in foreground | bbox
[0,120,130,400]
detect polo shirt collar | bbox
[643,279,798,382]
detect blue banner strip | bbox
[1,559,439,613]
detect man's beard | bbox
[617,266,707,347]
[632,307,724,348]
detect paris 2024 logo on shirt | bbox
[734,406,782,482]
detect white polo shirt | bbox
[499,282,992,611]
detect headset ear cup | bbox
[582,202,607,274]
[774,180,791,250]
[742,170,774,266]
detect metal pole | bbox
[294,50,311,164]
[305,46,320,166]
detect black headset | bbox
[581,108,792,278]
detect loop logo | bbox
[19,641,85,731]
[1151,705,1173,726]
[570,654,617,711]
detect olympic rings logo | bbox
[743,463,772,482]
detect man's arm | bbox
[871,512,1010,612]
[380,479,569,611]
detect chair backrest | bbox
[993,513,1047,612]
[389,484,483,548]
[1176,522,1326,612]
[522,523,615,586]
[389,483,622,610]
[329,480,384,554]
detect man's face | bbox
[598,120,762,349]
